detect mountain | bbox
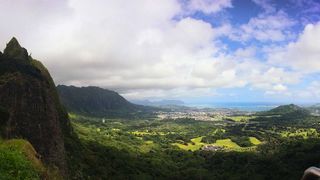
[259,104,310,118]
[0,37,70,177]
[57,85,149,117]
[132,99,185,106]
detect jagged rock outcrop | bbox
[0,37,71,177]
[3,37,29,61]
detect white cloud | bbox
[306,81,320,98]
[231,10,296,42]
[291,81,320,99]
[268,23,320,73]
[252,0,275,13]
[0,0,310,100]
[212,23,233,38]
[234,47,256,58]
[266,81,320,101]
[272,84,287,91]
[0,0,72,49]
[186,0,232,14]
[122,87,218,100]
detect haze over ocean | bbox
[185,102,317,111]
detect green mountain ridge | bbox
[57,85,155,118]
[260,104,310,116]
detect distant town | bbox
[155,107,252,121]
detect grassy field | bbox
[249,137,261,145]
[213,138,241,148]
[172,136,262,152]
[0,139,46,179]
[227,116,256,122]
[140,140,157,153]
[213,138,262,152]
[212,128,226,135]
[172,136,205,151]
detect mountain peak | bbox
[7,37,20,48]
[3,37,29,61]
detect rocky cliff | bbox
[0,37,70,177]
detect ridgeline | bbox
[57,85,155,118]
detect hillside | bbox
[267,104,306,114]
[0,139,47,179]
[57,85,151,117]
[262,104,310,116]
[0,37,71,177]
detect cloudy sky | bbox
[0,0,320,103]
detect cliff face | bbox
[0,38,70,176]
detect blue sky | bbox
[178,0,320,103]
[0,0,319,103]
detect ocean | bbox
[186,102,286,112]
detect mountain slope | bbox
[259,104,310,118]
[0,139,47,179]
[57,85,147,117]
[0,37,70,177]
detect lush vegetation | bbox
[65,108,320,179]
[0,139,45,180]
[226,115,257,122]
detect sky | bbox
[0,0,320,103]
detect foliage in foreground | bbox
[0,139,45,180]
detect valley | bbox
[58,86,320,179]
[65,104,320,179]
